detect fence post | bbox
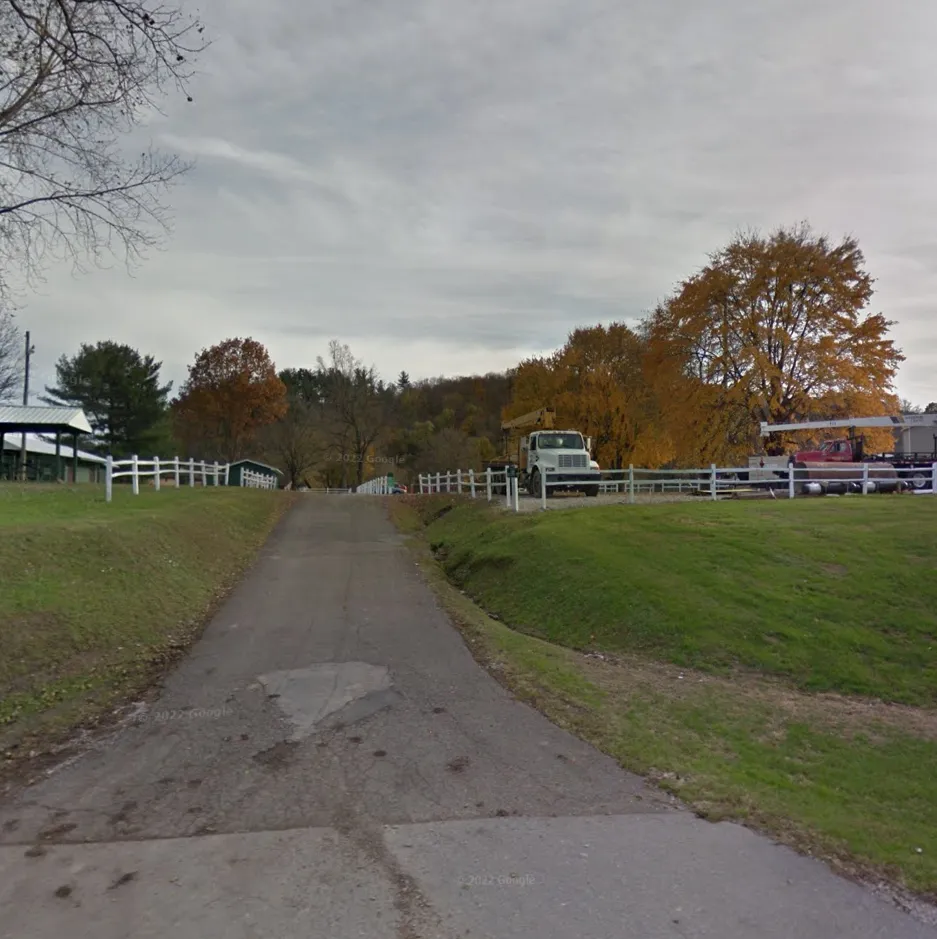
[541,469,548,510]
[174,456,180,488]
[189,457,195,487]
[105,455,113,503]
[213,461,220,486]
[862,462,869,494]
[932,462,937,494]
[435,471,441,493]
[457,469,462,493]
[513,474,520,512]
[628,464,635,504]
[788,463,795,499]
[223,463,229,486]
[469,468,476,498]
[486,468,492,501]
[131,454,139,495]
[710,463,717,501]
[201,461,207,487]
[154,456,161,492]
[505,473,511,509]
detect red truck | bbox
[756,414,937,492]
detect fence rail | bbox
[297,487,353,494]
[106,455,229,502]
[416,462,937,511]
[242,468,277,489]
[354,475,395,494]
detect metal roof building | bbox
[0,405,92,435]
[1,434,105,463]
[0,405,97,482]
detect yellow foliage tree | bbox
[643,223,904,465]
[504,356,565,419]
[504,324,658,467]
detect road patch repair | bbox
[0,497,935,938]
[257,662,398,740]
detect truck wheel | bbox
[530,469,541,499]
[585,484,599,497]
[911,472,927,490]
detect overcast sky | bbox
[13,0,937,405]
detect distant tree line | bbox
[5,223,930,483]
[0,9,927,479]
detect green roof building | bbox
[226,459,283,488]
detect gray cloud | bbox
[10,0,937,404]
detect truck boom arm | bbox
[501,407,556,432]
[760,414,937,436]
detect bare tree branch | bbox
[316,340,389,487]
[0,0,209,296]
[0,307,23,400]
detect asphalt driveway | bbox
[1,496,933,938]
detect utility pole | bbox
[19,331,34,481]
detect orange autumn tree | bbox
[553,324,653,469]
[505,355,565,417]
[643,223,904,465]
[505,324,660,468]
[173,337,288,461]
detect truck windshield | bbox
[537,433,584,450]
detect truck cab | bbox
[795,438,857,463]
[522,429,601,497]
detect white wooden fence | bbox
[417,462,937,511]
[417,468,516,507]
[354,475,395,494]
[104,455,299,502]
[105,455,229,502]
[242,468,277,489]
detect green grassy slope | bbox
[428,497,937,704]
[0,484,292,754]
[391,494,937,896]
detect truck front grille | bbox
[558,454,587,468]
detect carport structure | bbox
[0,406,93,482]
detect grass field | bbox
[426,495,937,705]
[390,494,937,898]
[0,483,292,762]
